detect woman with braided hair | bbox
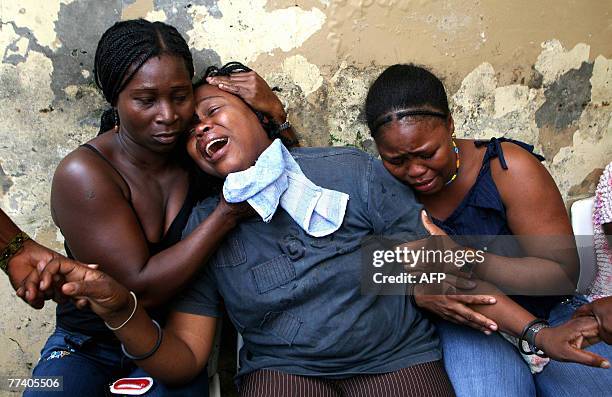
[25,19,293,397]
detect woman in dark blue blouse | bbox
[366,63,612,397]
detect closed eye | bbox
[207,106,220,116]
[136,97,155,106]
[385,157,404,166]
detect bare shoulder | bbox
[51,145,130,224]
[490,141,552,188]
[53,144,127,196]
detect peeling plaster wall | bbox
[0,0,610,388]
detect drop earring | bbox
[113,108,119,132]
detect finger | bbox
[450,294,497,305]
[30,297,45,310]
[421,210,442,235]
[227,73,254,82]
[217,83,241,95]
[565,347,611,368]
[24,277,41,303]
[453,303,498,331]
[75,298,90,310]
[206,76,232,85]
[41,257,89,285]
[441,281,457,296]
[62,279,112,301]
[573,303,593,318]
[446,274,477,290]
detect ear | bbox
[447,114,455,136]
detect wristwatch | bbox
[278,120,291,131]
[519,319,549,357]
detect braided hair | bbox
[94,19,194,133]
[194,62,292,146]
[365,64,450,138]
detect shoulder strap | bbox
[474,137,545,170]
[80,143,132,199]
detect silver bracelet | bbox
[104,291,137,331]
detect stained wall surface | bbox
[0,0,610,389]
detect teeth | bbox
[205,138,228,157]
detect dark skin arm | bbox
[51,153,247,308]
[465,280,608,368]
[476,142,579,293]
[0,208,20,247]
[51,70,285,308]
[1,208,65,308]
[38,258,214,385]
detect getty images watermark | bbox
[370,245,486,285]
[361,234,583,296]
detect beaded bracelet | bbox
[0,231,30,274]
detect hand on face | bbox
[187,84,272,179]
[206,70,286,123]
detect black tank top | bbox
[55,144,197,342]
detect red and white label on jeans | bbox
[109,377,154,395]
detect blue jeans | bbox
[24,327,209,397]
[437,296,612,397]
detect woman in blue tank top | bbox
[365,64,612,397]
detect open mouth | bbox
[205,137,229,157]
[413,178,436,192]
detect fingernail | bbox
[602,361,611,369]
[64,284,75,294]
[37,262,45,272]
[489,298,496,304]
[218,83,224,88]
[484,330,491,335]
[25,290,31,299]
[489,324,498,331]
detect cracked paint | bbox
[186,0,326,64]
[0,0,610,382]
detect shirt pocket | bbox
[212,237,247,268]
[251,254,296,294]
[259,311,303,346]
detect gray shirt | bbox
[176,146,440,379]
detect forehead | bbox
[376,119,446,153]
[128,54,191,87]
[194,84,225,102]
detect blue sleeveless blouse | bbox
[432,137,564,318]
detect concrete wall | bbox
[0,0,610,389]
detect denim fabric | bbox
[436,319,535,397]
[437,296,612,397]
[177,147,440,380]
[25,327,209,397]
